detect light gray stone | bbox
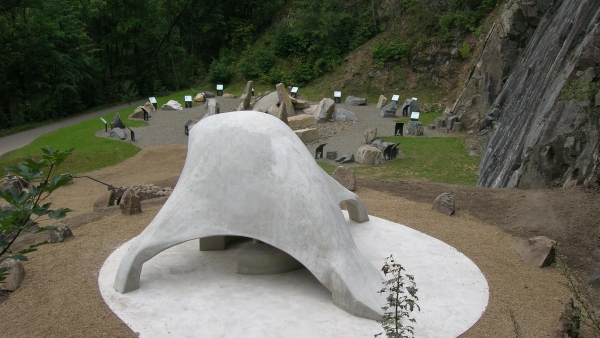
[335,108,358,121]
[110,128,126,140]
[291,98,310,109]
[345,95,367,106]
[205,99,220,117]
[161,100,183,111]
[376,95,387,109]
[0,259,25,291]
[380,101,398,117]
[113,111,383,320]
[120,188,142,215]
[341,154,355,163]
[515,236,556,268]
[432,193,455,216]
[48,223,73,243]
[356,146,385,165]
[332,166,356,191]
[407,121,423,135]
[193,93,205,102]
[363,128,377,144]
[253,92,279,113]
[241,81,253,110]
[314,98,335,123]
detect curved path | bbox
[0,99,146,159]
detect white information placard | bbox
[100,117,107,124]
[412,97,417,100]
[411,112,420,120]
[391,94,400,101]
[185,96,192,102]
[149,97,157,104]
[291,87,299,93]
[334,91,342,98]
[216,84,224,90]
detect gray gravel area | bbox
[99,97,415,164]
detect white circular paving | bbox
[98,212,488,337]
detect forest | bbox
[0,0,496,131]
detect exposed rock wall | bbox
[454,0,600,189]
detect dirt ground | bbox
[1,145,598,337]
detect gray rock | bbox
[326,151,338,160]
[120,188,142,215]
[332,166,356,191]
[407,121,423,135]
[0,259,25,291]
[110,128,126,140]
[294,128,319,143]
[356,146,385,165]
[435,117,445,130]
[288,114,317,129]
[205,99,220,117]
[409,99,420,114]
[432,193,455,216]
[202,91,216,98]
[161,100,183,111]
[276,83,294,117]
[335,108,358,121]
[253,92,280,113]
[341,154,355,163]
[241,81,253,110]
[345,95,367,106]
[48,223,74,243]
[364,128,377,144]
[380,101,398,117]
[110,113,126,129]
[376,95,387,109]
[291,98,310,109]
[314,98,335,123]
[1,174,28,194]
[514,236,556,268]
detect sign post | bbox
[149,97,157,109]
[216,84,223,96]
[291,87,299,99]
[410,112,420,121]
[185,96,192,108]
[100,117,107,132]
[391,94,400,103]
[334,91,341,104]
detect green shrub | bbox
[291,59,314,87]
[373,42,411,63]
[274,25,298,57]
[459,41,471,59]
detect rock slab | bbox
[332,166,356,191]
[356,146,385,165]
[161,100,183,111]
[515,236,556,268]
[314,98,335,123]
[294,128,319,143]
[0,259,25,291]
[345,95,367,106]
[380,101,398,117]
[288,114,317,129]
[364,128,377,144]
[432,193,455,216]
[335,108,358,121]
[120,188,142,215]
[376,95,387,109]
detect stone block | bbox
[364,128,377,144]
[314,98,335,123]
[345,95,367,106]
[356,146,385,165]
[288,114,317,129]
[515,236,556,268]
[294,128,319,143]
[376,95,387,109]
[432,193,455,216]
[120,188,142,215]
[332,166,356,191]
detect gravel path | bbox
[114,96,423,163]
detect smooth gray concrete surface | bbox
[0,100,145,159]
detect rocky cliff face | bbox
[453,0,600,189]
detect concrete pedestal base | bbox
[99,212,489,338]
[237,241,303,275]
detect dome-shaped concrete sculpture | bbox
[113,111,384,319]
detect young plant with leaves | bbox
[0,147,74,283]
[375,254,420,338]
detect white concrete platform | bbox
[99,212,489,337]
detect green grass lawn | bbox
[319,135,480,186]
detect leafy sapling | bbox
[0,147,74,283]
[375,254,420,338]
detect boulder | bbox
[335,108,358,121]
[356,146,385,165]
[205,99,220,117]
[332,166,356,191]
[341,154,355,163]
[515,236,556,268]
[291,99,310,109]
[276,83,294,117]
[241,81,253,110]
[93,189,117,211]
[288,114,317,129]
[253,92,279,113]
[376,95,388,109]
[130,103,154,119]
[363,128,377,144]
[202,91,216,98]
[432,193,455,216]
[294,128,319,143]
[194,93,206,102]
[222,93,237,99]
[48,223,74,243]
[161,100,183,111]
[110,113,126,129]
[345,95,367,106]
[407,121,424,135]
[275,103,289,125]
[120,188,142,215]
[314,98,335,123]
[110,128,127,140]
[380,101,398,117]
[0,259,25,291]
[1,174,28,194]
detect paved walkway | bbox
[0,99,146,159]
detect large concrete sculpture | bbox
[113,111,384,319]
